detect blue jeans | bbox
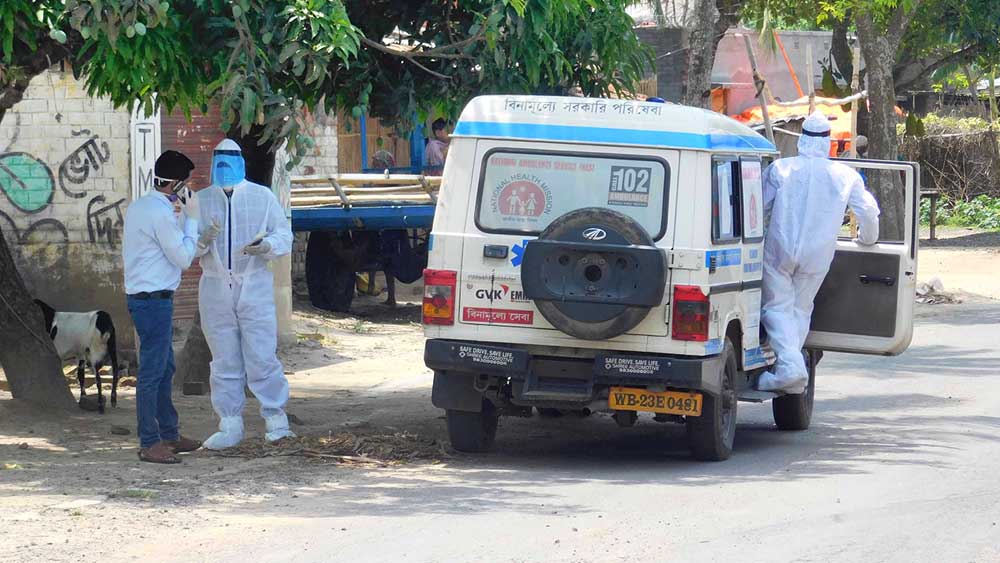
[127,295,179,449]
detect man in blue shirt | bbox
[122,150,219,463]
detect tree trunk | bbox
[681,0,743,108]
[856,11,905,241]
[830,14,854,83]
[0,223,75,409]
[234,129,277,186]
[173,310,212,394]
[176,130,278,383]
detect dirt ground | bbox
[0,228,997,562]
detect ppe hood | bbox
[797,111,832,158]
[212,138,246,187]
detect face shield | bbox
[212,145,246,188]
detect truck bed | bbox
[289,173,439,232]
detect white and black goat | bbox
[34,299,120,413]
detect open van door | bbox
[806,160,919,355]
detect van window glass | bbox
[476,151,669,239]
[740,158,764,241]
[713,159,741,242]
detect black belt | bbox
[129,290,174,300]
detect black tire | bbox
[772,350,817,431]
[686,339,738,461]
[305,231,356,312]
[446,401,499,453]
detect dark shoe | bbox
[164,436,202,454]
[138,442,182,464]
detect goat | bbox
[34,299,120,414]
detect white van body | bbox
[423,95,918,460]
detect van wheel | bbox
[686,339,738,461]
[446,401,499,453]
[772,350,817,431]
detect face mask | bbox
[212,151,246,187]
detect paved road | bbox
[131,301,1000,563]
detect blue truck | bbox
[291,123,437,311]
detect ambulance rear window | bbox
[475,150,669,239]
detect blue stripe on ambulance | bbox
[705,249,741,268]
[453,121,777,152]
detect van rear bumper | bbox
[425,339,725,411]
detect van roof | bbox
[454,95,777,154]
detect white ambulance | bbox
[422,95,918,460]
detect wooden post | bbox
[742,34,774,144]
[806,43,816,114]
[849,46,862,158]
[849,46,862,238]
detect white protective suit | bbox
[197,139,295,449]
[757,112,881,393]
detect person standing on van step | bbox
[757,112,881,393]
[195,139,295,450]
[123,150,220,463]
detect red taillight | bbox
[672,285,709,342]
[423,269,457,325]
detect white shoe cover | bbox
[757,370,808,394]
[203,416,245,450]
[264,413,296,442]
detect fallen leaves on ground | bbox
[212,431,449,466]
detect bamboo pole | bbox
[806,43,816,114]
[849,46,862,238]
[774,32,804,98]
[849,46,862,158]
[741,34,774,144]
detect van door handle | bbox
[859,274,895,287]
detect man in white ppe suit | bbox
[757,112,881,393]
[197,139,295,449]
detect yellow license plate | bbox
[608,387,702,416]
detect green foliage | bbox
[922,195,1000,230]
[0,1,61,63]
[333,0,652,131]
[2,0,650,167]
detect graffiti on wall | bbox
[0,151,56,213]
[86,195,126,248]
[59,129,110,199]
[0,129,118,247]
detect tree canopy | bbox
[2,0,651,160]
[0,0,651,407]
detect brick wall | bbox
[277,108,338,294]
[0,67,136,353]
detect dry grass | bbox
[212,430,449,466]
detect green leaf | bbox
[279,42,299,63]
[241,88,257,130]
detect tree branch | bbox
[887,0,925,49]
[359,36,452,80]
[894,43,984,92]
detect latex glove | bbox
[198,221,221,251]
[242,238,271,256]
[180,188,200,220]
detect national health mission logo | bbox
[490,174,553,224]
